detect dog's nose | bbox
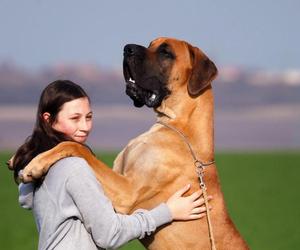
[124,44,143,57]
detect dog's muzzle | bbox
[123,45,170,108]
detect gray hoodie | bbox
[19,157,172,250]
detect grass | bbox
[0,151,299,250]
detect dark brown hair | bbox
[13,80,90,183]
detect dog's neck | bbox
[155,85,214,161]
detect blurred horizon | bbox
[1,60,299,151]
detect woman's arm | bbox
[65,158,207,249]
[65,158,171,249]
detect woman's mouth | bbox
[74,135,88,143]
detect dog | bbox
[20,37,249,249]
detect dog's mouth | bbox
[123,62,165,108]
[128,78,158,105]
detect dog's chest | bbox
[113,125,171,174]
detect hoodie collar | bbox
[18,182,34,210]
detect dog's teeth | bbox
[150,93,157,101]
[129,77,135,83]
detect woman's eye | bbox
[86,115,92,121]
[70,117,79,121]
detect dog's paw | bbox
[22,154,47,182]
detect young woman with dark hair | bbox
[13,79,90,182]
[13,80,211,250]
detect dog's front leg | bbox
[21,141,88,182]
[22,141,135,213]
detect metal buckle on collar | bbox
[195,160,206,189]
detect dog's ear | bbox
[187,45,218,96]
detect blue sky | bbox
[0,0,299,70]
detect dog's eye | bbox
[159,48,174,59]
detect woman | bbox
[13,80,210,250]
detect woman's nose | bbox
[79,119,89,131]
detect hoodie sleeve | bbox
[18,182,34,210]
[65,158,172,249]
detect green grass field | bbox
[0,151,299,250]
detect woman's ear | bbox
[42,112,51,123]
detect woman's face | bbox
[51,97,93,143]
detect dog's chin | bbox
[144,92,162,108]
[125,82,164,108]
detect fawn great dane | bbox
[20,37,248,249]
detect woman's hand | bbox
[166,184,212,221]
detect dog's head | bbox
[123,37,217,108]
